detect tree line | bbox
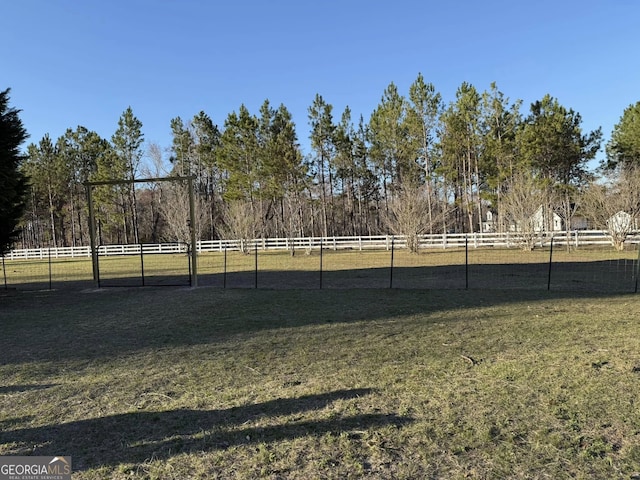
[11,74,640,252]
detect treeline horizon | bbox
[15,74,640,251]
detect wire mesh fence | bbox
[2,238,639,293]
[1,253,93,290]
[547,244,639,293]
[95,244,191,288]
[1,245,192,290]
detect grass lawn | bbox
[1,287,640,478]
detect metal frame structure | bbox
[85,175,198,288]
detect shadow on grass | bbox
[195,261,637,293]
[5,256,638,293]
[0,388,412,472]
[0,384,58,394]
[0,261,636,365]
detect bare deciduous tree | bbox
[383,183,446,253]
[580,166,640,250]
[159,181,210,244]
[501,173,551,250]
[220,200,259,254]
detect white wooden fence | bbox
[4,231,638,261]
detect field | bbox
[2,286,640,479]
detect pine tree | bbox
[308,94,336,237]
[439,82,483,232]
[480,83,522,232]
[406,73,443,233]
[0,88,29,254]
[112,107,144,243]
[518,94,601,231]
[605,101,640,171]
[23,135,68,247]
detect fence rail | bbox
[5,231,639,260]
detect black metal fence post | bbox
[465,236,469,290]
[2,256,6,290]
[140,244,146,286]
[254,242,258,289]
[547,236,554,291]
[187,244,192,287]
[97,249,101,288]
[48,247,53,290]
[223,246,227,289]
[635,242,640,293]
[96,245,102,289]
[319,237,323,290]
[389,236,395,289]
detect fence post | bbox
[389,237,395,289]
[254,242,258,289]
[187,244,192,287]
[319,237,323,290]
[547,236,554,291]
[635,242,640,294]
[140,243,145,287]
[86,183,100,288]
[465,236,469,290]
[96,248,102,288]
[223,247,227,289]
[2,256,6,290]
[48,247,53,290]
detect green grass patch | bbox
[1,287,640,478]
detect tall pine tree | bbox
[605,101,640,171]
[0,89,29,254]
[112,107,144,243]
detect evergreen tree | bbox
[169,116,195,176]
[112,106,144,243]
[480,83,522,232]
[23,135,68,247]
[191,111,222,238]
[439,82,483,232]
[369,82,414,195]
[518,94,601,230]
[605,101,640,171]
[0,88,29,254]
[57,126,110,245]
[218,105,262,240]
[219,104,261,203]
[406,73,443,233]
[308,94,336,236]
[333,106,358,234]
[191,111,222,196]
[353,115,379,234]
[259,101,307,238]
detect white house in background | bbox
[531,206,563,232]
[487,206,565,233]
[482,210,496,232]
[607,211,638,233]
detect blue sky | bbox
[2,0,639,168]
